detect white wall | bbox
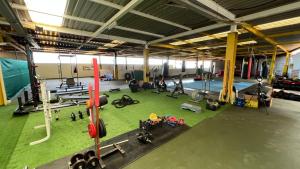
[274,56,286,76]
[274,52,300,78]
[289,53,300,78]
[35,63,200,79]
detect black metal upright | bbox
[25,44,40,107]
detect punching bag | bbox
[73,66,78,73]
[182,60,186,72]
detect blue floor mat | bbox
[167,80,254,92]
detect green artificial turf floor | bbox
[0,89,230,169]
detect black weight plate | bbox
[70,153,84,165]
[78,111,83,119]
[86,108,90,116]
[86,157,100,168]
[72,159,86,169]
[99,118,107,138]
[83,150,96,161]
[71,112,76,121]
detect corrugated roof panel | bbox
[134,0,210,29]
[117,13,187,36]
[64,19,98,32]
[63,0,119,32]
[211,0,299,17]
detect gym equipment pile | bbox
[137,113,185,144]
[111,95,139,108]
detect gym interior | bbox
[1,0,300,169]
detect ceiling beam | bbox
[149,1,300,45]
[10,3,164,38]
[236,1,300,22]
[176,0,227,21]
[79,0,144,49]
[89,0,191,31]
[240,23,289,53]
[149,23,227,44]
[0,0,39,48]
[0,20,146,45]
[193,0,235,21]
[277,41,300,45]
[269,30,300,38]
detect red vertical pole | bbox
[247,57,252,79]
[93,58,101,159]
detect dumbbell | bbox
[71,112,76,121]
[86,108,90,116]
[54,110,60,121]
[83,150,99,169]
[78,111,83,119]
[70,153,86,169]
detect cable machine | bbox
[57,54,81,89]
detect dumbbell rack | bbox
[68,140,128,169]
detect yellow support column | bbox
[0,32,8,105]
[221,29,238,103]
[0,64,8,106]
[113,52,119,80]
[282,52,290,76]
[143,45,149,82]
[268,46,277,84]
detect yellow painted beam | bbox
[282,52,290,76]
[268,46,277,84]
[269,30,300,38]
[221,32,238,103]
[278,41,300,45]
[241,23,289,53]
[143,47,150,82]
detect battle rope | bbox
[111,95,140,108]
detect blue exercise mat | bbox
[167,79,254,92]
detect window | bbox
[127,57,144,65]
[116,57,126,64]
[175,60,183,69]
[149,58,163,65]
[203,60,212,69]
[33,52,59,63]
[168,60,176,69]
[198,60,212,69]
[76,55,99,64]
[100,56,114,64]
[186,61,197,69]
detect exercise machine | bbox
[167,75,186,99]
[129,79,139,92]
[30,81,51,145]
[57,54,83,89]
[153,75,168,94]
[181,103,201,113]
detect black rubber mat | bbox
[37,123,190,169]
